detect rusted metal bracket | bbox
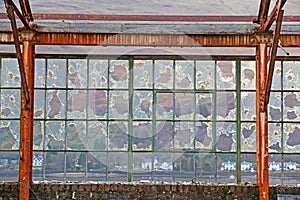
[18,0,33,22]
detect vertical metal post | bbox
[19,32,35,200]
[256,42,269,200]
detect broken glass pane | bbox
[0,89,21,118]
[47,59,67,88]
[241,61,256,90]
[34,90,45,119]
[87,152,107,181]
[156,121,174,150]
[133,60,153,89]
[33,120,44,150]
[175,60,194,89]
[46,90,66,119]
[44,152,64,181]
[196,61,215,90]
[272,61,282,90]
[241,92,256,121]
[0,120,19,150]
[133,122,152,150]
[87,121,107,151]
[241,123,256,152]
[68,59,87,88]
[195,122,212,150]
[156,93,173,120]
[88,59,108,88]
[154,60,173,89]
[67,90,87,119]
[35,59,46,88]
[283,92,300,121]
[216,122,236,152]
[269,92,282,121]
[269,123,282,153]
[216,61,236,89]
[108,121,128,150]
[109,60,129,89]
[283,61,300,90]
[175,93,194,120]
[66,152,86,181]
[1,58,20,87]
[174,122,194,149]
[66,121,86,150]
[133,91,152,119]
[45,121,65,150]
[216,91,236,120]
[109,91,128,119]
[196,93,213,120]
[283,123,300,152]
[88,90,108,119]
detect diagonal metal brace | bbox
[5,0,31,29]
[5,4,30,104]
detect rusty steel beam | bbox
[256,0,271,24]
[261,0,287,31]
[265,10,284,105]
[4,0,31,29]
[19,36,34,200]
[23,0,33,21]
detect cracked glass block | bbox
[109,91,128,119]
[46,90,66,119]
[109,60,128,89]
[196,61,215,90]
[47,59,67,88]
[283,61,300,90]
[175,60,194,89]
[154,60,173,89]
[88,90,108,119]
[241,92,256,121]
[174,122,194,149]
[216,122,236,152]
[87,121,107,150]
[89,59,108,88]
[241,61,256,90]
[108,121,128,150]
[241,123,256,152]
[133,122,152,150]
[269,123,282,153]
[1,58,20,87]
[134,60,153,89]
[66,121,86,150]
[68,59,87,88]
[0,89,20,118]
[216,61,236,89]
[0,120,19,150]
[196,93,213,120]
[195,122,212,150]
[175,93,194,120]
[67,90,87,119]
[133,91,152,119]
[45,121,65,150]
[283,92,300,121]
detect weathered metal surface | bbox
[257,0,271,25]
[4,0,31,29]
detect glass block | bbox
[1,58,20,87]
[0,120,20,150]
[195,153,216,184]
[175,60,194,89]
[33,120,44,150]
[45,121,65,150]
[216,91,236,120]
[241,153,256,183]
[195,122,213,150]
[34,90,45,119]
[109,91,128,119]
[46,90,66,119]
[109,60,129,89]
[133,60,153,89]
[44,152,65,182]
[152,152,174,182]
[269,92,282,121]
[88,90,108,119]
[47,59,67,88]
[283,154,300,186]
[269,123,282,153]
[196,61,215,90]
[89,59,108,88]
[241,61,256,90]
[217,153,236,183]
[216,122,236,152]
[34,58,46,88]
[196,93,213,120]
[269,154,282,185]
[0,152,19,181]
[283,123,300,153]
[133,91,152,119]
[133,122,152,150]
[175,93,194,120]
[283,92,300,121]
[241,92,256,121]
[66,152,86,181]
[0,89,21,118]
[216,61,236,89]
[173,153,195,182]
[174,122,194,150]
[108,121,128,150]
[87,152,108,181]
[66,121,86,150]
[154,60,173,89]
[87,121,107,151]
[106,152,128,182]
[283,61,300,90]
[133,152,153,181]
[67,90,87,119]
[68,59,87,88]
[155,121,173,150]
[156,93,173,120]
[241,123,256,152]
[272,61,281,90]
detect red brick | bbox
[111,184,118,192]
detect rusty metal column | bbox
[256,39,269,200]
[19,31,35,200]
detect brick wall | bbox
[0,183,299,200]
